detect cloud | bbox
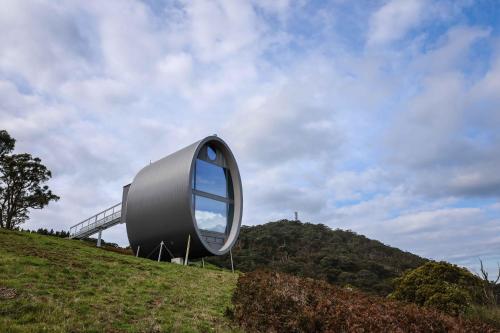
[367,0,425,46]
[380,207,500,266]
[0,0,499,277]
[226,80,341,167]
[414,26,490,74]
[383,26,499,198]
[194,210,227,232]
[157,53,193,87]
[0,1,96,89]
[327,168,388,201]
[185,0,263,62]
[385,207,481,235]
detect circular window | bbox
[207,146,217,161]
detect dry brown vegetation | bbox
[232,270,499,333]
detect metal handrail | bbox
[69,202,122,238]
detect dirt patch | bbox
[0,287,17,300]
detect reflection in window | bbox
[193,195,227,233]
[207,145,217,160]
[194,159,228,198]
[193,144,234,249]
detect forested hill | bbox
[207,220,427,295]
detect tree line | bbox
[18,227,70,238]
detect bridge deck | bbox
[69,203,122,239]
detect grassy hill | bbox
[0,229,239,333]
[207,220,427,295]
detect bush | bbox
[232,270,495,332]
[389,261,485,315]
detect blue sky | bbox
[0,0,499,276]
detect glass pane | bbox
[195,159,228,197]
[207,145,217,161]
[194,195,228,233]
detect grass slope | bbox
[0,229,239,333]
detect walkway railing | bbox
[69,203,122,239]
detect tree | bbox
[478,259,500,306]
[0,130,15,157]
[0,130,59,229]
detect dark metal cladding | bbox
[125,136,243,261]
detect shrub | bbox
[232,270,496,332]
[389,261,485,315]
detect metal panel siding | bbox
[121,184,130,225]
[126,140,203,258]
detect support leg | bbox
[97,230,102,247]
[136,245,140,257]
[230,249,234,273]
[158,241,164,262]
[184,234,191,266]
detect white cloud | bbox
[157,53,193,85]
[327,169,389,201]
[1,0,499,277]
[0,80,76,137]
[367,0,425,45]
[185,0,262,62]
[379,207,500,267]
[414,26,490,74]
[383,26,500,198]
[225,56,343,168]
[385,207,481,234]
[195,210,227,232]
[0,1,95,89]
[252,0,291,15]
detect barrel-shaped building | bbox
[124,136,243,260]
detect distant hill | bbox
[0,228,238,332]
[207,220,428,295]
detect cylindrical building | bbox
[124,136,243,260]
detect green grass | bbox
[0,229,241,333]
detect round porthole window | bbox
[207,145,217,161]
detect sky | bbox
[1,0,499,276]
